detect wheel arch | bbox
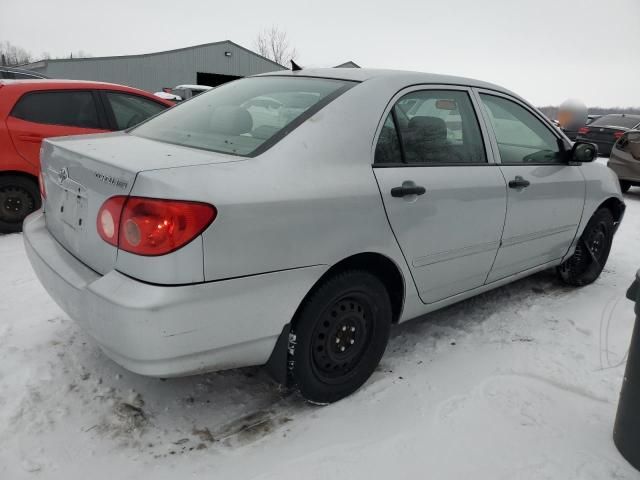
[266,251,406,386]
[0,170,39,187]
[293,252,406,327]
[597,196,625,228]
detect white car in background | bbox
[154,84,213,102]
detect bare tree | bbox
[0,41,32,66]
[68,50,93,59]
[254,26,298,66]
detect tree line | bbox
[0,40,92,66]
[538,106,640,119]
[1,26,296,68]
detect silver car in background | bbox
[24,69,625,403]
[609,128,640,193]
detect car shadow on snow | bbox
[42,266,581,459]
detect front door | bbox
[373,87,507,304]
[476,92,585,283]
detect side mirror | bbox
[571,141,597,163]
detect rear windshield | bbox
[590,115,640,129]
[132,76,355,156]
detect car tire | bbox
[290,270,392,404]
[620,180,631,193]
[0,175,40,234]
[557,208,614,287]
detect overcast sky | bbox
[2,0,638,106]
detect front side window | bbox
[132,77,355,156]
[386,89,486,164]
[480,94,562,164]
[11,91,100,129]
[105,92,167,130]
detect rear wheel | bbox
[0,175,40,233]
[620,180,631,193]
[291,270,392,403]
[557,208,614,286]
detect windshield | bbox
[132,76,355,156]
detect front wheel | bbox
[557,208,614,286]
[0,175,40,234]
[291,270,392,403]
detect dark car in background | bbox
[0,66,49,80]
[609,129,640,192]
[577,114,640,156]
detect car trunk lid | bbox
[41,132,243,274]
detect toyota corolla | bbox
[24,69,625,403]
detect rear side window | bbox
[132,76,355,157]
[11,91,100,129]
[105,92,166,130]
[377,89,486,164]
[590,115,640,129]
[375,113,402,164]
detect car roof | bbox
[257,68,515,96]
[0,79,173,105]
[599,113,640,119]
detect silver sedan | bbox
[24,69,625,403]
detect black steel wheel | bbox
[291,270,392,403]
[0,175,40,233]
[557,208,614,286]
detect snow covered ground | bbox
[2,189,640,479]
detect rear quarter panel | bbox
[129,78,424,321]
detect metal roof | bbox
[20,40,284,70]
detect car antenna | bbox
[291,60,302,71]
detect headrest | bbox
[209,106,253,135]
[408,116,447,142]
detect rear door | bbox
[6,90,109,167]
[373,86,507,304]
[99,91,168,130]
[475,91,585,282]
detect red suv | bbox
[0,80,173,232]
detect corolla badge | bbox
[94,171,128,190]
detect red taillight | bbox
[578,127,589,135]
[38,171,46,199]
[96,196,216,256]
[97,196,127,247]
[614,131,625,140]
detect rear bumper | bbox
[23,211,326,377]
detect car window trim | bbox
[9,89,106,130]
[472,88,573,166]
[371,84,494,168]
[99,90,169,131]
